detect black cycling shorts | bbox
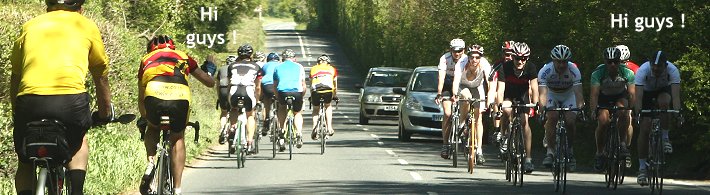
[278,92,304,112]
[13,93,91,163]
[217,86,230,110]
[230,86,255,112]
[641,86,672,117]
[261,84,276,101]
[311,91,333,106]
[598,92,628,108]
[145,96,189,133]
[441,76,455,97]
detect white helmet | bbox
[550,45,572,60]
[226,55,238,63]
[616,45,631,61]
[449,38,465,50]
[513,42,531,57]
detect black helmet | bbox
[649,50,668,66]
[266,52,280,62]
[237,44,254,58]
[317,54,331,64]
[46,0,84,11]
[603,47,622,60]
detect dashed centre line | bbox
[397,159,409,165]
[370,134,379,139]
[385,150,396,156]
[377,141,384,145]
[410,172,423,180]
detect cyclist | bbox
[634,50,682,186]
[215,55,239,144]
[138,35,215,195]
[310,54,338,140]
[538,45,584,172]
[227,44,263,154]
[254,51,267,68]
[10,1,113,194]
[495,42,539,173]
[617,45,640,73]
[436,38,468,159]
[273,49,308,150]
[260,52,281,136]
[459,44,495,164]
[490,40,515,146]
[589,47,636,171]
[616,44,639,148]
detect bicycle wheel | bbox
[319,114,327,155]
[156,150,173,195]
[451,116,459,167]
[656,134,665,194]
[466,124,475,174]
[561,132,568,193]
[271,117,278,159]
[288,117,294,160]
[516,124,525,186]
[554,134,562,192]
[236,125,243,169]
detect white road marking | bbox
[356,124,362,127]
[667,179,710,191]
[385,150,396,155]
[296,31,306,58]
[398,159,409,165]
[409,172,422,180]
[363,128,369,131]
[427,192,438,195]
[377,141,384,145]
[344,116,349,118]
[370,134,379,139]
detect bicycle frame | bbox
[545,106,581,193]
[501,102,536,187]
[598,106,633,190]
[33,158,69,195]
[447,100,461,167]
[459,98,485,174]
[640,109,679,194]
[230,99,248,168]
[148,116,199,195]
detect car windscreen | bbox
[410,71,438,92]
[366,71,412,87]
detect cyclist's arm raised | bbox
[192,65,215,88]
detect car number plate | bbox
[384,106,398,111]
[432,115,443,121]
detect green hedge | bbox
[310,0,709,178]
[1,0,263,194]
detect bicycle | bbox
[140,116,200,195]
[24,110,135,195]
[279,96,298,160]
[228,96,248,168]
[265,96,280,159]
[309,96,339,155]
[444,97,461,167]
[500,102,537,187]
[639,109,681,194]
[457,98,486,174]
[542,106,583,193]
[597,105,633,190]
[252,102,264,155]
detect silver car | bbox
[394,66,444,141]
[357,67,413,124]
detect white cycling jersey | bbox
[437,52,467,78]
[538,61,582,108]
[634,61,680,91]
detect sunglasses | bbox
[606,59,621,64]
[469,55,482,59]
[514,56,529,61]
[553,59,567,63]
[453,49,465,53]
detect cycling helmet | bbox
[146,35,175,52]
[649,50,668,66]
[226,55,238,64]
[317,54,331,64]
[467,44,484,56]
[449,38,466,51]
[266,52,280,62]
[502,40,515,54]
[616,45,631,61]
[550,45,572,60]
[512,42,531,57]
[282,49,296,58]
[237,44,254,57]
[603,47,622,60]
[46,0,84,11]
[254,51,266,62]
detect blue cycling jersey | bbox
[274,60,306,92]
[260,61,280,85]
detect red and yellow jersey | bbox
[11,10,109,96]
[309,63,337,93]
[138,48,198,101]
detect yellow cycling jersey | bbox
[309,63,337,93]
[11,10,110,96]
[138,48,198,102]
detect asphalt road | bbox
[180,23,710,195]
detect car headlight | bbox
[405,97,423,111]
[365,94,381,103]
